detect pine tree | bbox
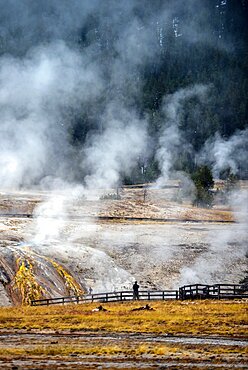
[192,165,214,208]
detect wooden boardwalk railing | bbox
[179,284,248,300]
[31,284,248,306]
[31,290,178,306]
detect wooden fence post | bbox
[218,285,220,300]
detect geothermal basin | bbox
[0,185,247,306]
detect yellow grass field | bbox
[0,300,247,368]
[0,300,247,336]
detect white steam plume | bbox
[0,41,102,189]
[155,84,208,187]
[29,184,134,293]
[82,104,148,189]
[200,129,248,178]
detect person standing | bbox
[133,281,140,300]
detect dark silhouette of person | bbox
[133,281,140,300]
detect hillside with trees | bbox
[73,0,248,182]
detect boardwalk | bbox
[31,284,248,306]
[179,283,248,300]
[31,290,178,306]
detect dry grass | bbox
[0,300,247,365]
[0,300,247,336]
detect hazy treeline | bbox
[0,0,247,188]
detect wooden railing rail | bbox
[31,284,248,306]
[31,289,179,306]
[179,284,248,300]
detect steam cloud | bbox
[156,84,208,187]
[200,129,248,178]
[0,1,155,190]
[0,2,246,190]
[30,186,134,292]
[0,41,102,188]
[82,104,147,189]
